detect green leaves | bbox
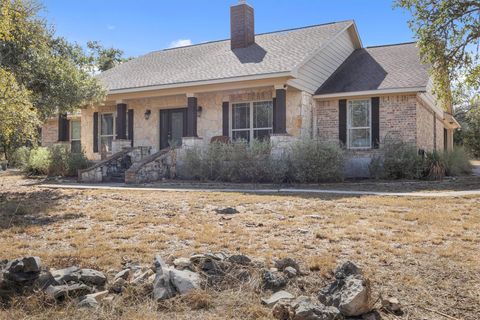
[395,0,480,111]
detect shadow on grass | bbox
[0,189,83,230]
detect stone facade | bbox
[81,87,305,160]
[125,149,176,184]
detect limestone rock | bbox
[111,278,126,293]
[114,269,130,281]
[173,258,192,270]
[284,266,298,278]
[294,299,343,320]
[381,297,401,313]
[152,255,175,301]
[215,207,239,215]
[21,257,42,273]
[130,269,154,285]
[262,271,287,291]
[45,283,93,300]
[51,266,80,284]
[334,261,361,280]
[78,296,98,308]
[261,290,294,307]
[78,269,107,286]
[227,254,251,266]
[169,269,200,295]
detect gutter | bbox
[313,87,427,99]
[106,72,293,95]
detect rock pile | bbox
[1,254,383,318]
[269,261,374,320]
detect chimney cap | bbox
[235,0,247,5]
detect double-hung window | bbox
[347,99,371,149]
[70,120,81,153]
[100,113,115,153]
[231,101,273,142]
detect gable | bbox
[287,25,359,94]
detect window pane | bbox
[349,128,370,148]
[349,100,370,127]
[253,101,272,129]
[232,130,250,142]
[100,136,113,153]
[71,121,81,140]
[101,114,114,135]
[71,140,81,154]
[254,129,272,141]
[232,103,250,129]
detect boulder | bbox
[78,269,107,286]
[262,271,287,291]
[51,266,80,284]
[275,258,300,273]
[261,290,294,307]
[318,262,372,317]
[152,255,175,301]
[22,257,42,273]
[294,299,343,320]
[130,269,154,285]
[45,283,94,300]
[169,269,200,295]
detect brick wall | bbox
[416,99,435,151]
[41,119,58,147]
[314,94,418,146]
[435,117,445,151]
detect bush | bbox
[183,140,275,182]
[288,139,345,183]
[66,151,92,176]
[381,141,424,179]
[48,145,70,176]
[26,147,51,175]
[9,146,31,169]
[441,147,472,176]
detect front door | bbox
[160,108,187,150]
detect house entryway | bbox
[160,108,187,149]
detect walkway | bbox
[39,183,480,198]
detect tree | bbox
[0,0,106,119]
[0,69,41,159]
[395,0,480,111]
[87,40,130,72]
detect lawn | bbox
[0,171,479,319]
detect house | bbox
[43,1,459,182]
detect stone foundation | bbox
[125,149,176,184]
[112,140,132,154]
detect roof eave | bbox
[313,87,427,99]
[106,72,293,95]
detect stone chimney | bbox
[230,0,255,49]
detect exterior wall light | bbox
[197,106,203,117]
[144,109,151,120]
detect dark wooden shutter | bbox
[58,114,69,142]
[371,97,380,148]
[116,103,127,139]
[128,109,134,147]
[339,99,347,145]
[272,97,277,133]
[93,112,99,153]
[222,102,229,137]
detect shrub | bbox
[66,150,92,176]
[26,147,51,175]
[48,145,70,176]
[289,139,345,183]
[9,146,31,169]
[423,151,446,180]
[381,141,424,179]
[183,140,276,182]
[441,147,472,176]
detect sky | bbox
[41,0,415,58]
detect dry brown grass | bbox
[0,171,479,319]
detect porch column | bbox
[58,113,69,142]
[116,102,127,140]
[273,85,287,134]
[186,94,198,137]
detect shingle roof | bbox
[97,21,352,91]
[315,42,430,95]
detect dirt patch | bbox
[0,171,479,319]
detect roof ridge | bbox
[366,41,417,49]
[155,20,354,53]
